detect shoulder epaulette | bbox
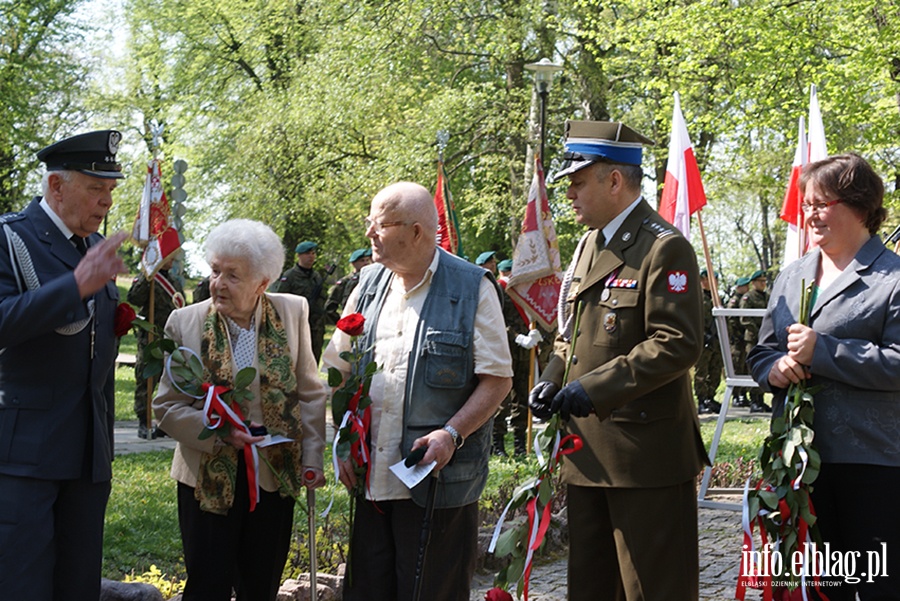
[0,212,25,225]
[643,218,674,239]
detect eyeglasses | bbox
[364,217,409,233]
[801,198,843,215]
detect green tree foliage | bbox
[0,0,92,212]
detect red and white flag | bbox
[780,117,808,267]
[780,85,827,267]
[433,161,462,255]
[507,157,562,330]
[658,92,707,240]
[133,158,181,277]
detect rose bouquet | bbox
[326,312,379,583]
[737,280,826,600]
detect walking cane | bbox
[304,469,318,601]
[404,446,435,601]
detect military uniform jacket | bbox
[542,199,709,488]
[275,265,326,326]
[0,198,118,482]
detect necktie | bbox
[71,235,87,256]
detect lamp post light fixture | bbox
[524,58,563,163]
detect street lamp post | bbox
[524,58,563,163]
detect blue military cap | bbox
[735,276,751,287]
[497,259,513,272]
[475,251,496,266]
[349,248,368,263]
[295,241,318,254]
[37,130,125,180]
[554,120,656,181]
[750,269,767,281]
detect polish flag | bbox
[658,92,707,240]
[132,158,181,277]
[781,85,827,267]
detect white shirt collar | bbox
[39,197,76,240]
[601,194,643,246]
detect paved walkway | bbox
[115,420,757,600]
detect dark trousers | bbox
[567,481,699,601]
[0,472,110,601]
[177,461,295,601]
[342,497,478,601]
[805,463,900,601]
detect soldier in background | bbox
[475,250,497,274]
[740,269,772,413]
[192,275,210,303]
[726,276,751,407]
[127,256,185,439]
[326,247,372,324]
[694,269,723,414]
[274,240,327,362]
[494,258,537,456]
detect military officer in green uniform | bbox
[325,247,372,324]
[694,269,724,414]
[127,257,185,438]
[726,275,751,406]
[274,240,327,362]
[740,269,771,412]
[529,120,708,601]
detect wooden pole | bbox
[695,212,721,308]
[145,281,155,432]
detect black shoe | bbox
[733,394,751,408]
[698,399,714,414]
[137,423,154,440]
[707,399,722,413]
[154,426,169,438]
[749,400,772,413]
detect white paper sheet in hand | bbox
[389,458,437,490]
[256,434,293,448]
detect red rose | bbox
[484,588,514,601]
[336,313,365,337]
[114,303,137,337]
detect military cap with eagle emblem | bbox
[554,120,656,181]
[37,130,125,179]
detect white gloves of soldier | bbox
[515,329,542,349]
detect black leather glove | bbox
[553,380,594,421]
[528,381,560,421]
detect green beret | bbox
[750,269,767,281]
[295,241,318,254]
[735,276,751,287]
[475,251,496,266]
[349,248,368,263]
[497,259,513,272]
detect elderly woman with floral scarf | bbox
[153,219,327,601]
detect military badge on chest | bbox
[603,311,617,333]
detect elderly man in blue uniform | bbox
[0,130,129,601]
[324,182,512,601]
[529,120,708,601]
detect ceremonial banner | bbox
[508,157,562,330]
[658,92,707,240]
[133,159,181,277]
[433,161,462,255]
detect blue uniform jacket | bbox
[0,198,118,482]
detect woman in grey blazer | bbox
[748,153,900,600]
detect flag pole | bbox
[695,212,721,308]
[145,283,155,433]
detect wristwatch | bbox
[442,424,465,449]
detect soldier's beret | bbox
[475,251,496,266]
[295,241,318,254]
[735,276,751,287]
[498,259,513,272]
[349,248,368,263]
[750,269,767,281]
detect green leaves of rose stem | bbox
[747,279,824,590]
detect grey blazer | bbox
[748,235,900,466]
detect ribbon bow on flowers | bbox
[737,280,828,601]
[133,318,262,510]
[488,415,582,600]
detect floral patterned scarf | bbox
[195,294,305,515]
